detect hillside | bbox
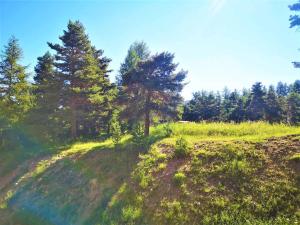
[0,122,300,225]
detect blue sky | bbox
[0,0,299,99]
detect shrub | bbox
[174,137,190,158]
[122,205,142,223]
[173,171,186,186]
[162,123,173,137]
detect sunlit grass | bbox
[0,135,132,207]
[152,121,300,144]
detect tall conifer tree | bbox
[121,51,186,136]
[0,36,32,124]
[48,20,115,139]
[246,82,266,121]
[265,85,283,123]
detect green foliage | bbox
[110,116,122,145]
[162,123,173,137]
[287,92,300,124]
[225,158,252,179]
[132,123,145,146]
[158,199,188,225]
[27,51,65,143]
[48,20,116,139]
[173,171,186,186]
[174,137,190,158]
[247,82,266,121]
[119,46,187,136]
[122,206,142,224]
[183,91,221,122]
[0,36,33,124]
[183,80,300,125]
[117,41,150,86]
[265,85,284,123]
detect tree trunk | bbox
[144,93,150,136]
[71,102,77,139]
[144,109,150,136]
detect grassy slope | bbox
[0,122,300,225]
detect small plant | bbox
[110,117,122,145]
[231,159,251,175]
[132,123,145,146]
[160,199,188,224]
[163,123,173,137]
[174,137,190,158]
[122,205,142,223]
[173,171,186,186]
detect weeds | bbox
[174,137,190,158]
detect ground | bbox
[0,122,299,225]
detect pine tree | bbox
[287,92,300,124]
[28,52,64,141]
[117,42,150,131]
[48,20,116,139]
[230,98,246,122]
[246,82,266,121]
[265,85,283,123]
[276,81,290,96]
[120,51,186,136]
[221,90,240,122]
[0,36,33,124]
[34,52,61,110]
[289,1,300,68]
[184,91,222,122]
[117,41,150,86]
[291,80,300,93]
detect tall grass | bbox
[152,122,300,143]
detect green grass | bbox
[1,122,300,225]
[106,122,300,225]
[152,121,300,143]
[289,152,300,162]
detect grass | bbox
[152,121,300,143]
[289,152,300,162]
[0,136,136,210]
[1,122,300,225]
[106,122,300,225]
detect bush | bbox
[122,205,142,223]
[162,123,173,137]
[174,137,190,158]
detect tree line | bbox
[182,81,300,124]
[0,21,186,148]
[183,0,300,125]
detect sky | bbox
[0,0,299,99]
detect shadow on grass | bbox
[1,127,169,225]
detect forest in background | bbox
[183,80,300,124]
